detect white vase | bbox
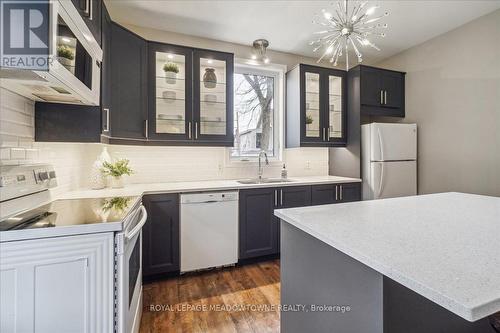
[89,147,111,190]
[110,176,124,189]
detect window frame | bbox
[226,60,285,165]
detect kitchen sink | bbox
[237,178,294,184]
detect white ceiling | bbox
[106,0,500,64]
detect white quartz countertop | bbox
[59,175,361,200]
[274,192,500,322]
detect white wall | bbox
[374,9,500,196]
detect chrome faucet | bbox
[258,151,269,180]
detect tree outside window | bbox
[232,72,275,158]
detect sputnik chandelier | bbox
[310,0,389,70]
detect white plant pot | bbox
[164,71,177,84]
[57,57,74,74]
[110,176,124,189]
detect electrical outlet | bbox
[305,161,311,170]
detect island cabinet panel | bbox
[142,194,180,278]
[311,182,361,205]
[239,188,279,259]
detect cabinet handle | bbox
[102,108,109,132]
[195,122,198,139]
[83,0,91,18]
[280,189,283,206]
[188,122,192,139]
[275,190,278,206]
[327,127,330,141]
[380,90,383,104]
[335,185,338,201]
[340,185,343,201]
[384,90,387,105]
[144,120,148,138]
[323,128,326,141]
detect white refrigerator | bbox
[362,123,417,200]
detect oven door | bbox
[116,205,147,333]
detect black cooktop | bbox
[0,196,140,231]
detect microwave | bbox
[0,0,102,105]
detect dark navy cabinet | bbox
[286,64,347,147]
[102,23,148,141]
[357,65,405,117]
[311,182,361,205]
[147,43,234,145]
[71,0,102,45]
[142,194,180,278]
[239,185,312,260]
[239,188,279,260]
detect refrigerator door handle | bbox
[377,163,385,198]
[377,128,385,161]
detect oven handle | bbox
[125,205,147,240]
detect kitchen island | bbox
[275,192,500,333]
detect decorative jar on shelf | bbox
[203,68,217,88]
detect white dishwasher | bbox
[180,191,238,273]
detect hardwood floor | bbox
[140,260,280,333]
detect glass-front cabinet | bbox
[193,50,234,143]
[148,43,192,141]
[148,43,233,145]
[286,64,346,147]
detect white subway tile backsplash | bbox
[10,148,26,159]
[0,147,11,160]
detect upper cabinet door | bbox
[326,69,347,145]
[193,50,234,145]
[148,42,193,141]
[71,0,102,45]
[360,66,383,107]
[358,65,406,117]
[109,24,147,139]
[380,71,404,109]
[301,65,326,144]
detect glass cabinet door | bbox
[300,65,346,146]
[301,66,325,143]
[148,43,192,140]
[305,72,322,139]
[328,75,343,140]
[193,50,233,144]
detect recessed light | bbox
[207,59,213,64]
[61,37,71,43]
[167,54,174,59]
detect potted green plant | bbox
[101,159,133,188]
[56,45,75,66]
[56,45,75,74]
[305,114,314,125]
[163,62,179,84]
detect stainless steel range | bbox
[0,164,146,333]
